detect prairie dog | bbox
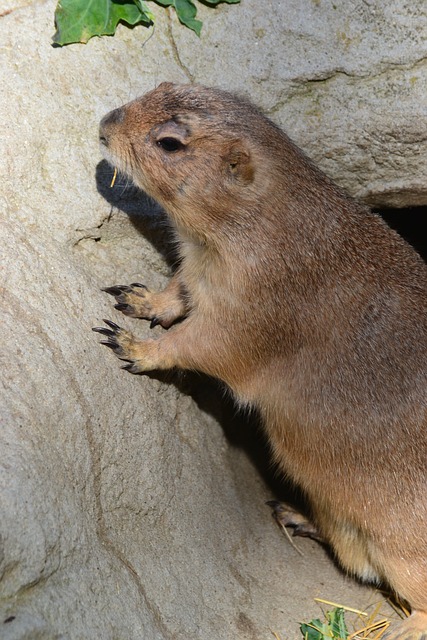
[94,82,427,639]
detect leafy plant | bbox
[300,608,349,640]
[53,0,240,46]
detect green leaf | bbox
[326,608,348,640]
[300,609,349,640]
[53,0,152,46]
[300,618,330,640]
[201,0,240,4]
[133,0,156,20]
[152,0,205,35]
[173,0,202,36]
[53,0,241,45]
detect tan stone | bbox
[1,1,422,637]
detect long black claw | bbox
[92,327,115,336]
[150,317,160,329]
[130,282,148,290]
[102,286,123,296]
[122,362,141,373]
[102,285,133,296]
[115,303,131,312]
[100,340,120,350]
[103,319,121,331]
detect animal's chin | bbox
[100,147,133,182]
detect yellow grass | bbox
[314,599,368,616]
[110,167,117,188]
[271,592,409,640]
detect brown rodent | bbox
[94,82,427,639]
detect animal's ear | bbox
[157,81,175,91]
[152,119,190,151]
[226,140,254,185]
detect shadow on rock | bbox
[95,159,301,509]
[96,160,178,268]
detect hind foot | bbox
[384,611,427,640]
[266,501,324,542]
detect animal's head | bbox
[99,82,278,239]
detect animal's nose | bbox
[99,107,125,146]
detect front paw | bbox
[102,283,158,322]
[102,283,181,329]
[92,319,147,373]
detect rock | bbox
[0,1,421,638]
[174,0,427,208]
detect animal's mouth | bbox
[99,132,108,148]
[99,144,118,174]
[99,143,122,189]
[99,141,124,178]
[98,130,115,161]
[98,114,120,167]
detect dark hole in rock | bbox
[376,206,427,262]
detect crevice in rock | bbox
[299,56,427,87]
[267,57,427,114]
[62,377,175,639]
[2,286,173,636]
[0,1,35,18]
[304,55,427,84]
[166,9,195,83]
[73,216,111,246]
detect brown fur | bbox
[95,82,427,638]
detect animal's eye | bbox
[156,137,184,153]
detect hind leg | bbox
[267,501,324,542]
[268,501,381,581]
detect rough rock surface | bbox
[0,1,423,639]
